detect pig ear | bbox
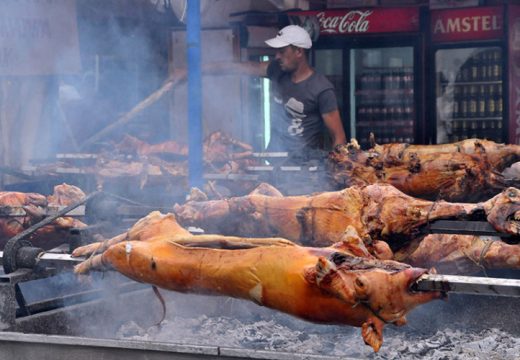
[361,316,384,352]
[315,256,337,286]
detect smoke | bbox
[40,287,519,359]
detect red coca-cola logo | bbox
[316,10,372,34]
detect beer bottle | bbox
[492,50,502,81]
[488,119,496,141]
[486,84,496,118]
[468,85,477,118]
[461,120,469,140]
[452,119,461,139]
[480,119,487,140]
[404,71,413,89]
[496,119,503,142]
[495,84,503,117]
[404,101,413,122]
[477,85,486,117]
[470,54,479,81]
[453,86,460,118]
[470,120,478,139]
[479,52,488,81]
[460,86,469,118]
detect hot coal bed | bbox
[2,270,518,360]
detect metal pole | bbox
[187,0,203,188]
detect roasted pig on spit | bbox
[115,131,255,171]
[370,138,520,172]
[396,233,520,275]
[328,138,518,202]
[96,131,257,194]
[174,183,520,274]
[73,211,442,352]
[0,183,87,249]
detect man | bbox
[204,25,346,163]
[262,25,346,162]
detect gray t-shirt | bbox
[266,61,338,160]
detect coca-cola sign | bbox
[288,8,420,36]
[317,10,371,34]
[431,6,503,42]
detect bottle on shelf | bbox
[453,86,461,118]
[479,51,489,81]
[486,84,496,117]
[491,50,502,81]
[470,54,479,81]
[495,84,503,117]
[495,119,503,142]
[477,85,486,117]
[460,86,469,118]
[468,85,478,118]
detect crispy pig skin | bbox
[0,183,86,249]
[329,141,507,202]
[174,183,520,274]
[174,183,520,248]
[396,234,520,275]
[73,211,441,352]
[372,138,520,172]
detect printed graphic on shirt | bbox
[285,97,305,137]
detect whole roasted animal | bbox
[0,183,87,249]
[329,139,520,202]
[112,132,258,195]
[72,211,442,352]
[370,138,520,172]
[174,183,520,274]
[396,233,520,275]
[115,131,255,170]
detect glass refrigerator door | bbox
[314,49,344,147]
[351,47,415,148]
[435,47,503,144]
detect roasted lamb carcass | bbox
[174,183,520,274]
[114,131,254,169]
[174,183,520,248]
[73,211,442,352]
[395,233,520,275]
[0,183,87,249]
[111,132,257,195]
[370,138,520,172]
[328,139,510,202]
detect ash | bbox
[114,293,520,360]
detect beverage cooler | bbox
[431,5,520,144]
[289,7,425,148]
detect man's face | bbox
[275,46,301,72]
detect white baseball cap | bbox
[265,25,312,49]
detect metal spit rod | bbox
[414,274,520,297]
[2,247,520,298]
[0,251,85,269]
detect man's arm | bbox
[203,61,270,77]
[169,61,270,84]
[322,109,347,148]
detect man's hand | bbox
[322,109,347,147]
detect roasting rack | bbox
[0,191,518,360]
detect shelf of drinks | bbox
[358,136,415,147]
[355,88,414,96]
[450,116,503,121]
[356,120,414,128]
[441,80,502,86]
